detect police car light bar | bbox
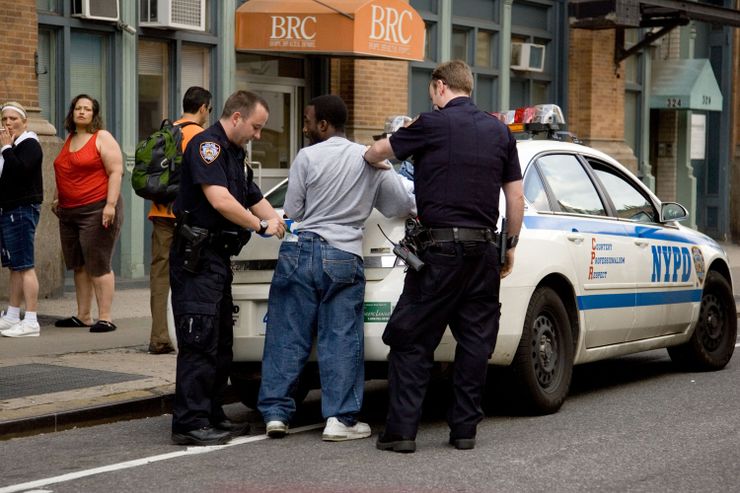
[490,104,581,143]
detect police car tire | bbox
[230,364,313,410]
[667,271,737,371]
[511,286,574,415]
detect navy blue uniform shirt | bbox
[389,96,521,229]
[174,121,263,231]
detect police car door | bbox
[534,153,636,347]
[584,159,694,341]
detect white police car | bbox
[171,105,737,414]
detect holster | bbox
[211,229,251,257]
[178,224,210,274]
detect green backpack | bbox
[132,119,197,204]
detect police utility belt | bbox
[175,212,249,273]
[426,227,499,244]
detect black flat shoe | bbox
[90,320,117,333]
[449,437,476,450]
[213,419,250,436]
[376,432,416,453]
[171,426,231,446]
[55,316,90,327]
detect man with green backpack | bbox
[134,86,212,354]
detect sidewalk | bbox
[0,287,176,439]
[2,242,740,441]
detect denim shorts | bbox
[0,203,41,271]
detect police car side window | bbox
[523,167,552,211]
[591,164,657,223]
[536,154,606,216]
[266,180,288,208]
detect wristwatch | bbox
[257,219,268,235]
[506,235,519,249]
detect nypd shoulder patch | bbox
[199,141,221,164]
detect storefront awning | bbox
[650,59,723,111]
[235,0,426,62]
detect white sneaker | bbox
[0,316,21,331]
[266,420,288,438]
[322,417,371,441]
[1,320,40,337]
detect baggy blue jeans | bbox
[258,232,365,426]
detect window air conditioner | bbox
[140,0,206,32]
[510,42,546,72]
[72,0,119,22]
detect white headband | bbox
[1,105,27,119]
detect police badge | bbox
[199,142,221,164]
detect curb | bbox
[0,393,174,441]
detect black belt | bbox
[427,227,498,243]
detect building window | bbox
[37,28,57,125]
[475,30,494,68]
[36,0,60,12]
[624,29,643,160]
[181,44,211,92]
[138,40,170,141]
[70,31,109,115]
[452,28,470,62]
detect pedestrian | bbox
[170,90,286,446]
[52,94,124,333]
[364,60,525,453]
[257,95,416,441]
[147,86,212,355]
[0,102,43,337]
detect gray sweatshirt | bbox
[284,136,416,257]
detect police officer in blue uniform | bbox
[365,60,525,453]
[170,90,286,446]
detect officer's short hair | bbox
[309,94,347,132]
[431,60,473,95]
[221,90,270,119]
[182,86,212,114]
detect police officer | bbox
[170,90,285,446]
[364,60,525,453]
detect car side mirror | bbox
[660,202,689,223]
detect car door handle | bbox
[634,239,649,248]
[567,234,584,244]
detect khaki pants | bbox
[149,217,175,350]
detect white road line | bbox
[0,423,323,493]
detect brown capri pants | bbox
[57,198,123,277]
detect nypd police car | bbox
[170,105,737,414]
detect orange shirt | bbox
[148,119,204,219]
[54,132,109,208]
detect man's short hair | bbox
[182,86,212,114]
[431,60,474,95]
[221,90,270,119]
[309,94,347,131]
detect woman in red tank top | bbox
[52,94,124,333]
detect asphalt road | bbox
[2,343,740,493]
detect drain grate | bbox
[0,364,147,400]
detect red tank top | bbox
[54,132,109,208]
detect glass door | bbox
[243,83,301,192]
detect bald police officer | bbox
[170,90,285,446]
[365,60,525,453]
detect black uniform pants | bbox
[170,246,234,433]
[383,241,501,439]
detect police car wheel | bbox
[511,286,574,415]
[667,271,737,371]
[230,364,313,410]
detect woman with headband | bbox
[52,94,124,334]
[0,102,43,337]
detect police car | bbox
[170,105,737,414]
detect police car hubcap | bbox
[699,294,724,352]
[532,315,559,387]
